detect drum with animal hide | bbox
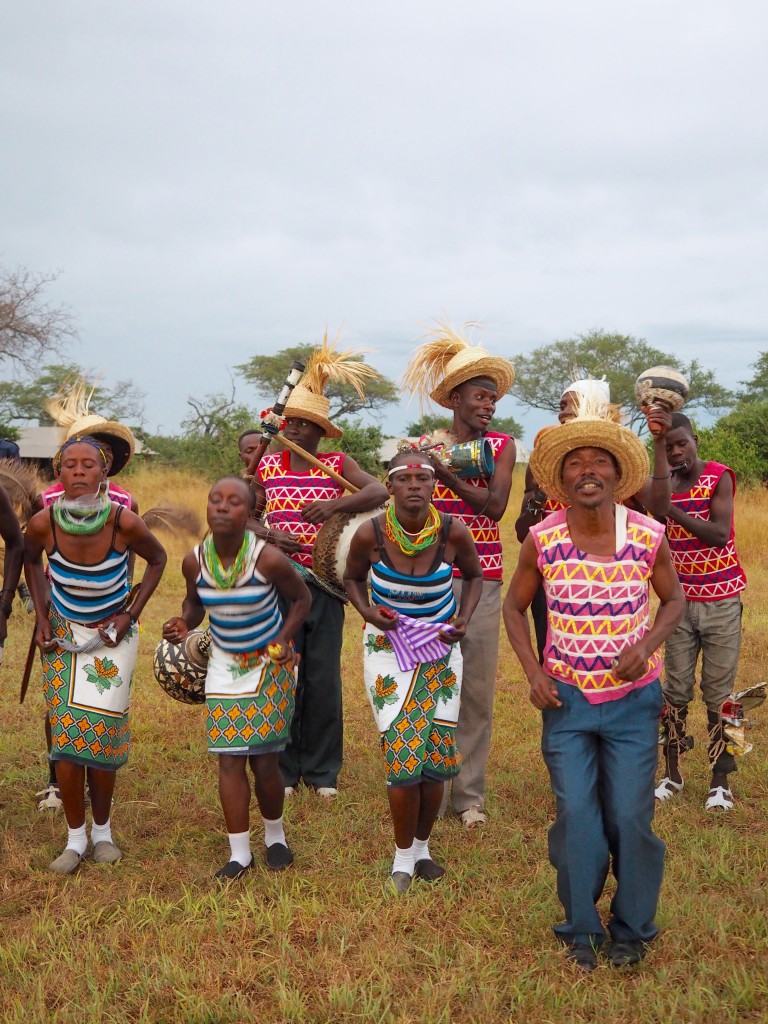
[312,505,387,597]
[153,628,212,704]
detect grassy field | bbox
[0,464,766,1023]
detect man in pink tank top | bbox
[504,410,684,971]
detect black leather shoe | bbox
[565,943,598,972]
[214,858,253,881]
[414,858,446,882]
[265,843,294,871]
[606,940,646,967]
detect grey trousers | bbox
[444,578,502,815]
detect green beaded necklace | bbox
[52,496,112,535]
[203,532,255,589]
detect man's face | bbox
[238,433,261,466]
[558,391,579,424]
[386,461,435,517]
[561,446,619,506]
[283,417,325,451]
[451,379,498,432]
[665,426,698,476]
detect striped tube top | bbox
[48,506,130,625]
[195,536,283,653]
[370,515,456,622]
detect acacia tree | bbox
[237,344,398,418]
[512,329,734,431]
[0,266,75,371]
[0,362,145,426]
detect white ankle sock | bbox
[392,844,415,876]
[66,824,88,855]
[263,816,286,848]
[228,831,252,866]
[412,837,430,862]
[91,818,113,845]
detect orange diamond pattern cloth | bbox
[206,657,296,755]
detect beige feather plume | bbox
[0,458,41,523]
[302,330,381,397]
[402,320,481,407]
[142,506,202,537]
[45,378,96,431]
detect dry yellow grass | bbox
[0,465,766,1023]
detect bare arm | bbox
[502,534,562,709]
[430,437,516,521]
[23,510,55,651]
[301,457,388,524]
[108,509,167,645]
[613,537,685,680]
[666,471,733,548]
[0,486,23,644]
[515,465,547,543]
[162,551,206,642]
[635,407,672,517]
[255,544,312,657]
[343,520,399,631]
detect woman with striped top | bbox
[344,451,482,893]
[163,478,311,881]
[24,437,167,874]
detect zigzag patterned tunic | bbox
[666,461,746,601]
[530,505,665,704]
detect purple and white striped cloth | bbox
[388,614,454,672]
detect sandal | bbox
[654,777,683,802]
[705,786,734,811]
[460,805,488,829]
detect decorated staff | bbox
[251,332,388,799]
[403,322,516,829]
[344,449,482,893]
[243,359,305,480]
[162,477,311,880]
[24,436,166,874]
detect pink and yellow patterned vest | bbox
[257,450,345,568]
[432,431,511,579]
[531,506,665,704]
[666,461,746,602]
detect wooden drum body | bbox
[312,505,387,596]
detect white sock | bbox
[392,844,415,876]
[228,830,252,867]
[66,824,88,855]
[412,837,430,862]
[91,818,113,845]
[263,816,286,848]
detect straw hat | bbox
[634,365,689,413]
[45,379,135,476]
[403,322,514,410]
[283,331,383,440]
[529,395,649,505]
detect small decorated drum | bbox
[153,629,212,704]
[445,438,495,479]
[312,505,388,596]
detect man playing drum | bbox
[251,337,388,798]
[403,324,515,828]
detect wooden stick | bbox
[19,626,38,704]
[275,434,360,493]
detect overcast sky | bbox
[2,1,767,444]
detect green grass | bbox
[0,466,766,1022]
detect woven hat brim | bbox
[429,354,515,409]
[529,419,649,505]
[65,419,135,476]
[282,401,343,439]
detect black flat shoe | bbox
[214,858,253,881]
[390,871,412,894]
[265,843,294,871]
[414,858,445,882]
[565,943,598,972]
[606,940,646,967]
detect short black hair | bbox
[209,476,250,497]
[238,429,261,446]
[670,413,694,433]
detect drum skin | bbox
[312,505,387,594]
[153,629,212,704]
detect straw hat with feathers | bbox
[45,379,135,475]
[529,391,649,505]
[403,321,515,410]
[283,331,381,439]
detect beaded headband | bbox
[53,435,109,474]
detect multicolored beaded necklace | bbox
[202,531,255,589]
[52,495,112,535]
[384,502,441,556]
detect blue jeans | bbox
[541,679,665,947]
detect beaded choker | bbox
[202,532,256,589]
[52,495,112,535]
[384,503,441,556]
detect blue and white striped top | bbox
[370,515,456,623]
[195,535,282,654]
[48,506,130,625]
